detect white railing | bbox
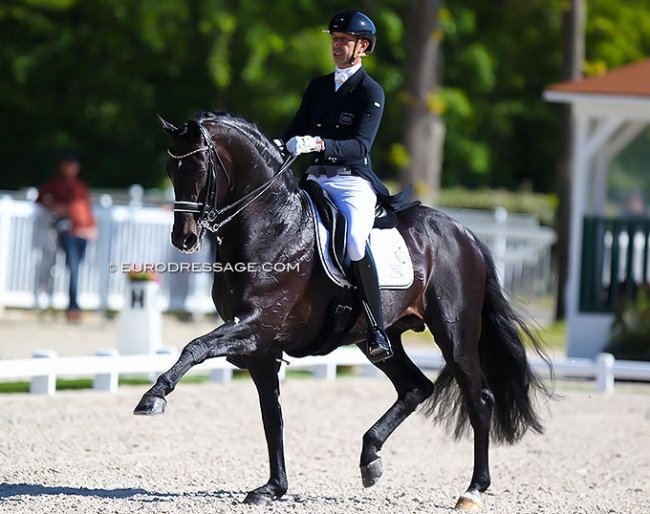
[1,347,647,395]
[444,207,557,299]
[0,346,382,394]
[0,195,557,315]
[411,350,650,394]
[0,195,215,314]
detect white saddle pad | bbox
[303,192,414,289]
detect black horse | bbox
[134,110,551,511]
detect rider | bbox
[279,10,394,363]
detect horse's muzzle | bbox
[171,214,202,253]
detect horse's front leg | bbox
[241,354,287,505]
[133,315,260,415]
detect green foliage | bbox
[0,0,647,197]
[0,378,93,393]
[387,142,410,169]
[438,187,557,226]
[0,381,30,394]
[439,0,564,191]
[586,0,650,68]
[605,284,650,361]
[540,320,567,353]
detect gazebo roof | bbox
[546,58,650,98]
[544,59,650,120]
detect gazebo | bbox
[544,59,650,358]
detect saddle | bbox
[301,180,398,281]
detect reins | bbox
[167,123,297,235]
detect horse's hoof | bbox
[455,491,482,511]
[243,491,273,505]
[360,458,383,488]
[133,395,167,416]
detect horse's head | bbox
[159,111,294,253]
[158,114,232,253]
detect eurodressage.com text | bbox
[109,262,301,274]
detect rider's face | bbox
[331,32,364,68]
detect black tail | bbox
[426,238,553,444]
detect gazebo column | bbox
[566,113,623,357]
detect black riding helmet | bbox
[326,10,377,53]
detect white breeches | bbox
[308,174,376,261]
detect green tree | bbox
[439,0,565,191]
[0,0,218,188]
[1,0,649,198]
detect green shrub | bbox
[438,187,557,226]
[382,184,558,226]
[604,283,650,361]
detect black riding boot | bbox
[352,249,393,363]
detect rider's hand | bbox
[286,135,325,156]
[273,139,285,153]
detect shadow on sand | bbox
[0,483,245,502]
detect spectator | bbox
[36,152,97,322]
[623,191,647,217]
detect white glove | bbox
[273,138,285,152]
[286,135,325,156]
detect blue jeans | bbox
[60,234,87,311]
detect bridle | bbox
[167,123,297,239]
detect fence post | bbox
[96,196,114,315]
[596,352,615,393]
[30,350,57,395]
[494,207,508,288]
[313,362,337,380]
[153,347,178,379]
[209,364,233,383]
[93,349,119,393]
[0,196,12,316]
[362,364,382,378]
[278,361,288,382]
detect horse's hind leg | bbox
[428,315,493,511]
[358,327,434,488]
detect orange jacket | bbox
[36,176,96,238]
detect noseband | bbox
[167,123,296,236]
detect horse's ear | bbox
[157,114,177,136]
[187,119,203,138]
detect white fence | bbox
[445,207,556,299]
[0,194,556,315]
[0,347,647,395]
[0,195,215,314]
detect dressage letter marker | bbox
[118,281,162,356]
